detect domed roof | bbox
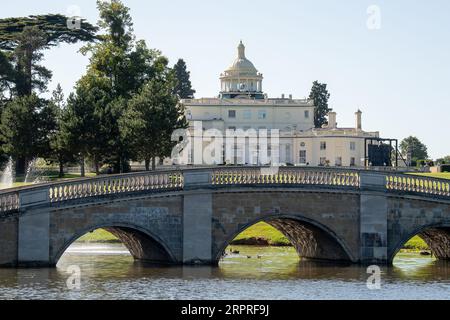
[225,41,258,75]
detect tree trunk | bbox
[95,161,100,176]
[59,161,64,178]
[145,159,150,171]
[15,157,26,176]
[80,156,85,177]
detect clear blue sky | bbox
[2,0,449,159]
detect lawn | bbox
[77,229,120,243]
[231,222,291,246]
[0,173,98,189]
[408,172,450,180]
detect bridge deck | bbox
[0,167,449,214]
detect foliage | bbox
[173,59,196,99]
[120,71,188,170]
[0,14,97,98]
[309,81,332,128]
[400,136,429,165]
[68,0,185,173]
[0,94,56,164]
[436,155,450,165]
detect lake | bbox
[0,244,448,300]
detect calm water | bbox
[0,244,449,300]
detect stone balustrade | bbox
[48,171,184,203]
[386,174,450,197]
[211,167,360,187]
[0,191,19,213]
[0,167,448,214]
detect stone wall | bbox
[0,216,18,266]
[387,196,450,262]
[48,194,184,265]
[211,190,360,263]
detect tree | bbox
[0,14,97,51]
[0,14,97,98]
[309,81,331,128]
[436,155,450,165]
[59,74,113,176]
[173,59,195,99]
[121,72,188,171]
[400,136,429,165]
[72,0,175,173]
[0,14,96,174]
[47,85,77,177]
[0,94,56,174]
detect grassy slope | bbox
[408,172,450,180]
[0,173,98,189]
[232,222,291,246]
[77,229,120,243]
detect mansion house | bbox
[175,42,381,167]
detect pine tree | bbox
[173,59,196,99]
[0,94,57,174]
[121,72,188,171]
[309,81,332,128]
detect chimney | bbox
[289,94,293,100]
[328,112,337,129]
[281,94,285,99]
[355,110,362,130]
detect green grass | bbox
[403,235,429,251]
[231,222,291,246]
[77,229,120,243]
[0,173,98,189]
[408,172,450,180]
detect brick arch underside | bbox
[419,227,450,260]
[53,225,177,266]
[268,218,351,262]
[216,216,354,263]
[104,227,175,263]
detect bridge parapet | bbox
[211,167,360,188]
[386,174,450,197]
[0,167,449,214]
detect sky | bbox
[1,0,449,159]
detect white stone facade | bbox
[176,42,380,167]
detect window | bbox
[335,157,342,167]
[304,110,310,119]
[299,150,307,164]
[228,110,236,118]
[350,157,356,167]
[258,110,267,120]
[320,141,327,151]
[350,141,356,151]
[243,110,252,120]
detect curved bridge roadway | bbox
[0,167,449,267]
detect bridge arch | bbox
[389,223,450,264]
[53,222,178,266]
[215,214,355,264]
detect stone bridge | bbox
[0,167,449,268]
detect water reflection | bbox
[0,244,448,300]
